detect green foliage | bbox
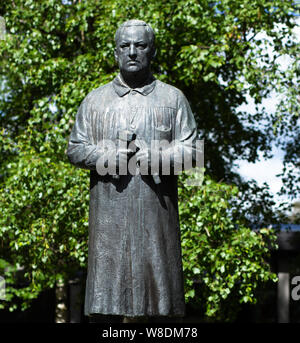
[0,121,89,311]
[0,0,296,319]
[179,174,277,321]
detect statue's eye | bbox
[137,44,146,49]
[120,44,129,49]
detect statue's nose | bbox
[129,44,137,59]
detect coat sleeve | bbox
[161,90,198,173]
[66,97,102,170]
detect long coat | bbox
[67,74,197,317]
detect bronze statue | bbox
[67,19,198,321]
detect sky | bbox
[235,94,287,204]
[234,18,299,206]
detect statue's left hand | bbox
[135,148,160,175]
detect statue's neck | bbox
[120,69,151,89]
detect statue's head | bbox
[114,20,156,75]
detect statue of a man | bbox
[67,19,198,321]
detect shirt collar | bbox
[112,73,156,97]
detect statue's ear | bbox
[114,48,118,63]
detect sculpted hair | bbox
[115,19,155,48]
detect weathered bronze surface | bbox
[67,20,197,318]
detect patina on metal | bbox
[67,19,198,319]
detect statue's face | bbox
[114,25,154,74]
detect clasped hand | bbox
[117,146,161,175]
[96,143,161,176]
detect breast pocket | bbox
[153,107,175,142]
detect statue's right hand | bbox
[96,148,134,176]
